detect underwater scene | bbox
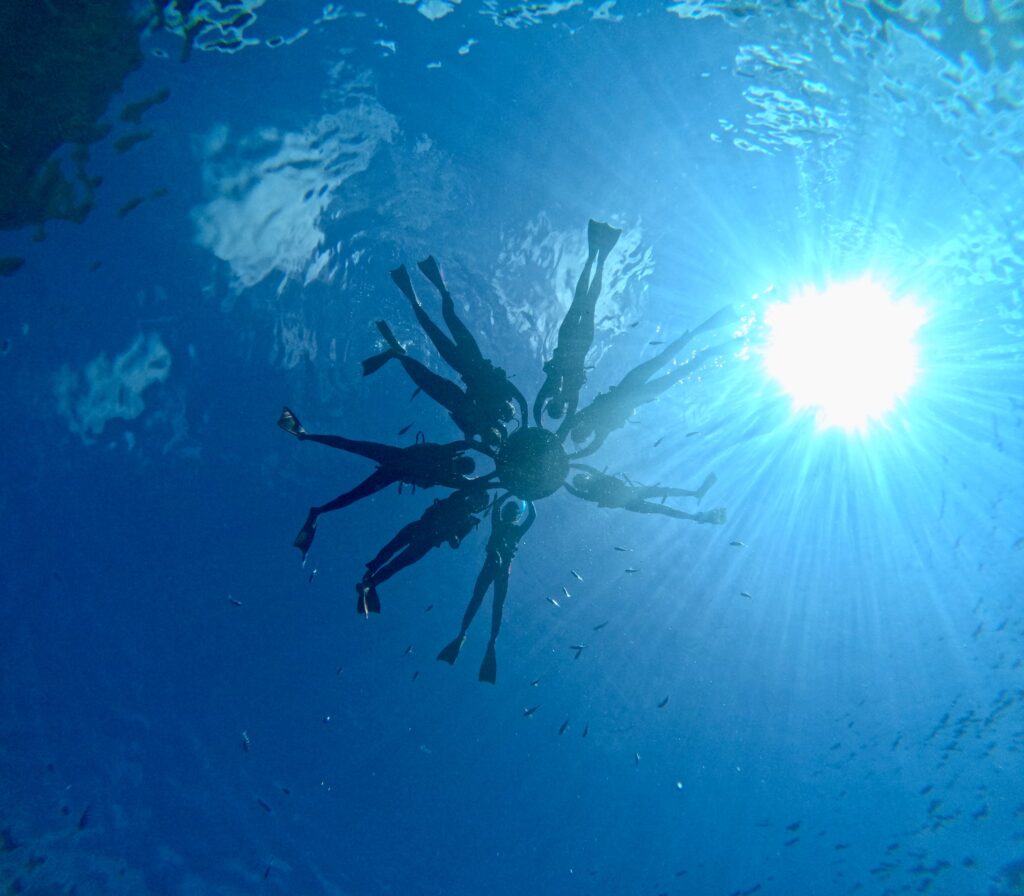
[1,1,1023,894]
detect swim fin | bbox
[587,219,622,258]
[277,406,306,438]
[478,643,497,684]
[375,319,406,355]
[390,265,419,306]
[361,349,395,376]
[293,513,317,559]
[694,472,717,502]
[436,634,465,665]
[416,255,448,296]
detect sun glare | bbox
[762,276,926,432]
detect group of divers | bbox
[279,220,735,683]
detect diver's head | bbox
[571,472,592,489]
[500,499,524,522]
[497,399,516,423]
[571,422,593,444]
[482,424,506,451]
[454,455,476,477]
[546,398,567,420]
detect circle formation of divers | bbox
[280,220,734,683]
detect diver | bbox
[562,304,738,457]
[390,259,530,425]
[278,407,481,560]
[437,493,537,683]
[356,487,491,615]
[534,219,622,427]
[362,320,512,452]
[565,463,725,524]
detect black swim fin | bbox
[436,634,465,665]
[361,349,395,376]
[588,219,622,257]
[478,643,497,684]
[293,513,317,560]
[375,319,406,355]
[416,255,448,296]
[277,406,306,438]
[390,265,419,305]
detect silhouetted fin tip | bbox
[588,219,622,256]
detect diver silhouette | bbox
[562,304,738,457]
[534,219,621,427]
[565,463,725,523]
[278,407,480,560]
[388,259,530,425]
[362,320,511,453]
[356,487,490,615]
[437,493,536,683]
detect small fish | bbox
[571,569,583,582]
[424,604,433,612]
[624,567,640,574]
[629,321,640,328]
[740,591,753,598]
[523,705,540,717]
[227,597,243,606]
[685,431,700,437]
[561,585,571,599]
[397,423,413,435]
[412,670,419,680]
[613,545,631,552]
[571,644,587,659]
[530,678,541,687]
[241,731,251,752]
[653,436,664,447]
[403,645,413,656]
[335,666,343,676]
[729,541,746,547]
[308,567,318,584]
[77,803,93,831]
[592,620,610,631]
[582,724,589,737]
[256,798,272,813]
[786,820,801,832]
[559,719,570,735]
[649,339,665,345]
[657,696,669,708]
[546,596,560,607]
[634,752,641,766]
[264,866,272,880]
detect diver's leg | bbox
[417,256,487,368]
[437,560,496,664]
[294,469,395,559]
[368,539,433,588]
[478,567,510,684]
[395,356,466,417]
[298,432,399,465]
[625,500,727,524]
[392,264,468,374]
[636,473,716,502]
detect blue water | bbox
[2,3,1023,894]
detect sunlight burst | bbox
[763,276,926,431]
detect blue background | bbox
[1,2,1023,894]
